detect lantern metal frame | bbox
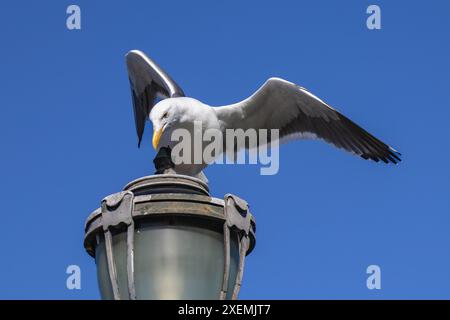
[84,174,256,300]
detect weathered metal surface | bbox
[101,191,134,230]
[224,194,252,237]
[101,191,136,300]
[220,194,254,300]
[134,199,223,219]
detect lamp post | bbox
[84,174,256,300]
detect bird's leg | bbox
[153,146,175,174]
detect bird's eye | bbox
[162,112,168,119]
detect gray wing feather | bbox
[126,50,184,147]
[215,77,401,164]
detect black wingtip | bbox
[389,148,402,164]
[392,152,402,162]
[359,149,402,165]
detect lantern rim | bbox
[123,174,210,196]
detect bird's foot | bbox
[153,146,175,174]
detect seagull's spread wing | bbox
[215,77,401,163]
[126,50,184,147]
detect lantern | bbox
[84,174,256,299]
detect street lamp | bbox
[84,174,256,300]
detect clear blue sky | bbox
[0,0,449,299]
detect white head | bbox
[149,97,199,149]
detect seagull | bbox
[126,50,401,181]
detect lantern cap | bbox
[124,174,209,196]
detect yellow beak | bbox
[152,127,164,150]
